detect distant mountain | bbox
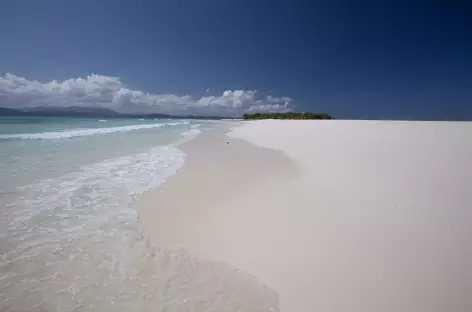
[0,107,26,116]
[120,113,174,119]
[122,113,224,120]
[0,106,225,120]
[21,106,120,117]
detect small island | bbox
[242,112,335,120]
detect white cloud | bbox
[0,73,293,116]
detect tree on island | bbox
[242,112,334,120]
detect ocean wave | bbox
[0,121,189,140]
[0,130,279,311]
[1,145,186,310]
[180,129,202,137]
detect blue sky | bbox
[0,0,471,119]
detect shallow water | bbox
[0,117,276,311]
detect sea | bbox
[0,117,239,311]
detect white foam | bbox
[179,124,202,137]
[0,126,280,311]
[167,121,190,126]
[0,121,189,140]
[1,144,186,309]
[180,129,202,137]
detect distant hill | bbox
[21,106,121,117]
[0,106,225,120]
[0,107,26,116]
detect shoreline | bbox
[134,121,297,264]
[133,123,295,311]
[134,120,472,312]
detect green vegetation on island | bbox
[242,112,335,120]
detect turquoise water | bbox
[0,117,206,311]
[0,117,196,191]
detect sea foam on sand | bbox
[138,120,472,312]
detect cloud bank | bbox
[0,73,293,116]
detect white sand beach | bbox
[135,120,472,312]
